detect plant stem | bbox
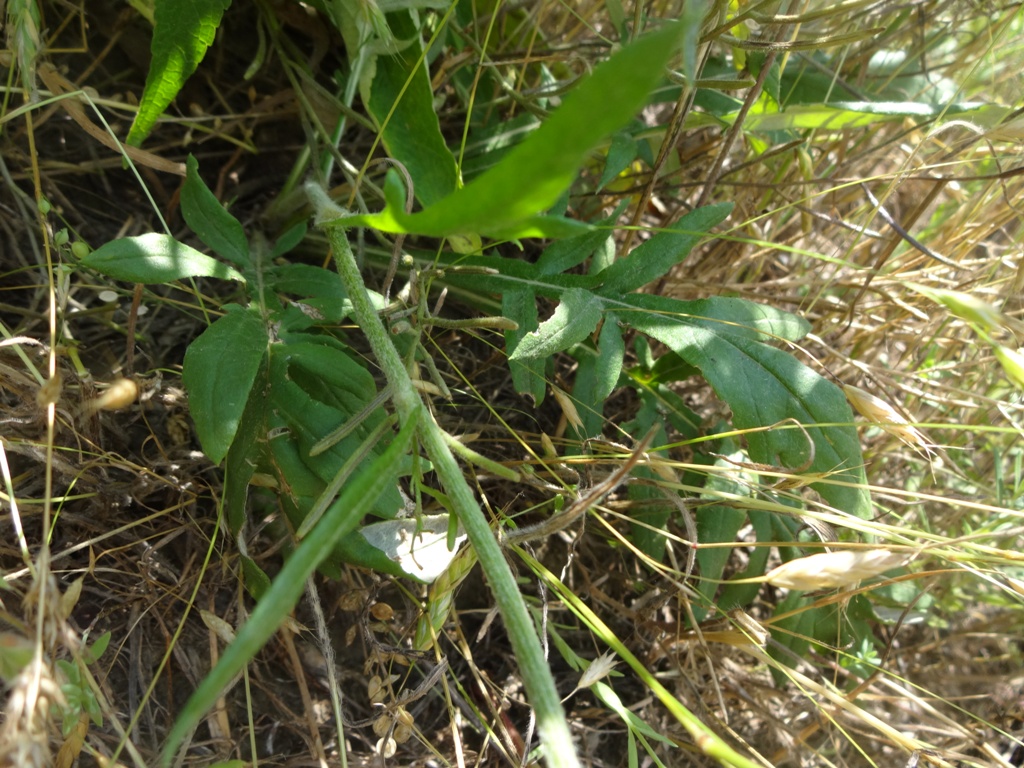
[308,182,580,768]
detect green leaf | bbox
[224,361,268,532]
[715,508,772,611]
[535,227,614,276]
[747,53,781,106]
[127,0,232,146]
[621,403,673,562]
[434,250,604,297]
[265,340,403,520]
[0,632,36,679]
[594,313,625,403]
[265,264,350,323]
[80,233,244,284]
[598,130,639,190]
[182,306,268,464]
[160,412,420,768]
[180,155,250,269]
[572,349,609,437]
[678,1,706,84]
[633,351,699,385]
[696,451,751,607]
[364,11,458,207]
[328,21,689,239]
[82,631,111,666]
[271,222,308,258]
[503,289,547,403]
[598,204,732,295]
[510,288,604,361]
[613,293,810,343]
[623,309,870,519]
[737,100,987,133]
[272,341,379,420]
[239,555,271,601]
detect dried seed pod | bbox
[368,675,386,704]
[337,589,367,612]
[766,549,911,591]
[370,602,394,621]
[550,385,584,432]
[372,714,391,738]
[392,708,414,743]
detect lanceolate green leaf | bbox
[365,10,458,208]
[614,292,810,343]
[535,227,613,276]
[623,312,869,519]
[435,251,604,296]
[598,203,733,295]
[81,233,244,284]
[127,0,232,146]
[327,21,688,239]
[510,288,604,361]
[181,155,250,269]
[182,306,268,464]
[159,413,420,768]
[594,314,625,403]
[737,100,987,133]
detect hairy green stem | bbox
[308,182,580,768]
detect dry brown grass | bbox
[1,1,1022,767]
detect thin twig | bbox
[859,182,959,268]
[503,426,659,546]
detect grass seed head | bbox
[993,346,1024,389]
[765,549,911,591]
[908,284,1006,332]
[576,651,620,690]
[844,384,934,454]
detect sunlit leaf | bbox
[81,233,244,284]
[127,0,231,145]
[510,288,604,361]
[326,21,689,239]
